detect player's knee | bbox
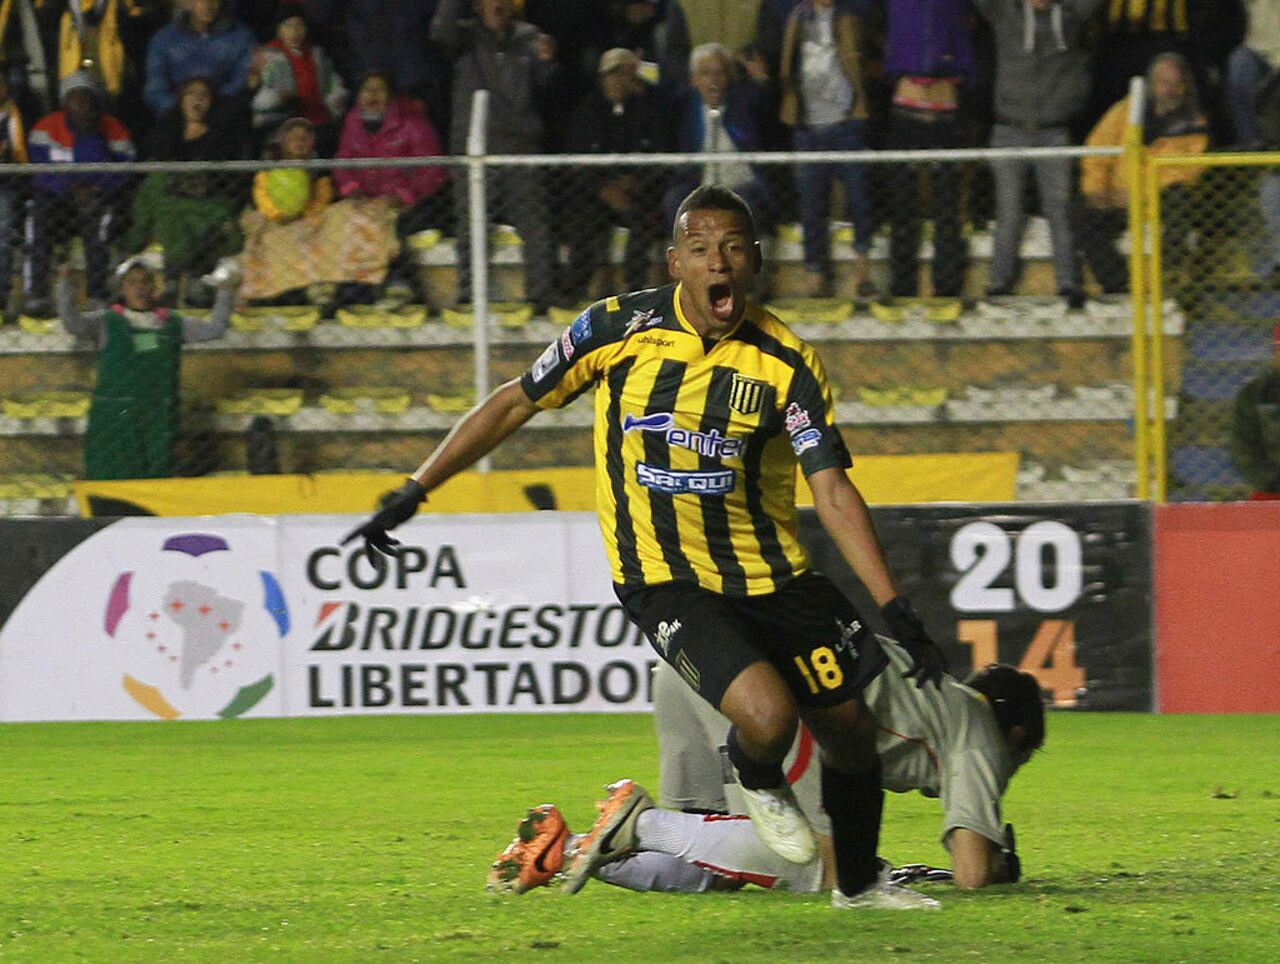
[719,663,798,755]
[730,704,798,758]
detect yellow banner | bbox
[818,452,1019,506]
[72,453,1016,517]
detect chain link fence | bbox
[1146,153,1280,502]
[0,142,1189,516]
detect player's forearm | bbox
[949,829,998,890]
[810,471,898,606]
[949,827,1020,890]
[410,379,538,492]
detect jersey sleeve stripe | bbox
[737,325,832,425]
[645,359,699,583]
[605,358,645,585]
[742,324,851,475]
[698,367,749,596]
[736,323,804,373]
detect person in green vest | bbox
[57,254,236,480]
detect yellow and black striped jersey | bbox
[519,283,852,596]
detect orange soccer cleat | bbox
[485,804,571,894]
[560,778,654,895]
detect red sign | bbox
[1154,503,1280,713]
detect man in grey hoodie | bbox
[431,0,558,311]
[976,0,1103,309]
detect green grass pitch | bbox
[1,712,1277,961]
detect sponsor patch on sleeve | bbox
[784,402,812,434]
[530,340,561,383]
[789,427,823,456]
[785,402,822,455]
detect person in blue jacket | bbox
[143,0,256,117]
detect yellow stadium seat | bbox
[766,298,854,324]
[870,298,963,324]
[547,304,591,327]
[214,389,305,417]
[0,473,74,498]
[336,305,428,329]
[407,229,444,250]
[857,386,948,408]
[441,302,535,329]
[491,225,522,248]
[2,391,92,418]
[17,316,61,334]
[425,391,477,413]
[230,306,321,332]
[317,387,413,415]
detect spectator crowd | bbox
[0,0,1271,318]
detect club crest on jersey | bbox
[729,373,767,415]
[624,307,663,337]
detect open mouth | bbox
[708,283,735,321]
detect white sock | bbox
[635,809,823,892]
[595,852,716,892]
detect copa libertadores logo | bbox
[102,533,289,720]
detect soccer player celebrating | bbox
[344,186,950,910]
[488,650,1041,897]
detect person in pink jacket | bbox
[334,72,449,302]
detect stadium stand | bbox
[0,0,1270,511]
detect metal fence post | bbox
[466,90,491,473]
[1144,154,1168,503]
[1123,77,1151,500]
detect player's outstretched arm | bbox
[410,379,541,492]
[342,380,540,555]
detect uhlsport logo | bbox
[102,532,288,720]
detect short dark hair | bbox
[965,664,1046,752]
[358,70,396,95]
[672,185,758,244]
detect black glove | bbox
[1000,823,1021,883]
[887,863,954,885]
[880,596,949,690]
[340,479,427,557]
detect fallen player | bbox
[488,642,1042,902]
[488,784,959,898]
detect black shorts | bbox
[615,572,887,710]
